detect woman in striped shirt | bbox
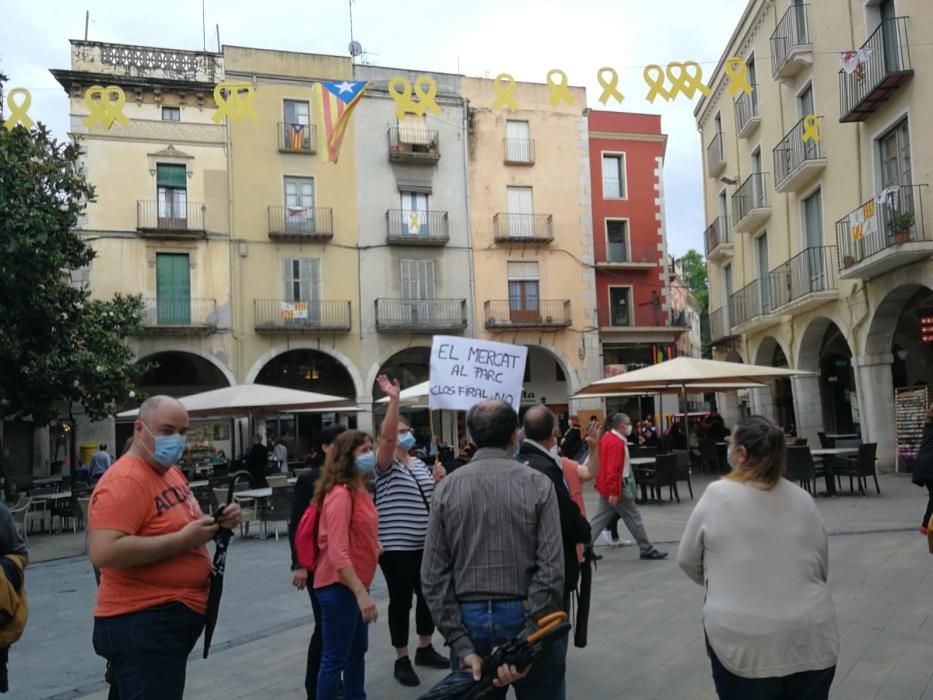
[374,379,448,688]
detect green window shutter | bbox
[157,164,187,189]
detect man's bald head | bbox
[466,400,519,450]
[131,395,189,472]
[137,395,185,424]
[522,405,557,444]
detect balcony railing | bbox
[708,307,730,343]
[732,173,770,232]
[493,213,553,243]
[839,17,913,123]
[386,209,450,246]
[375,298,467,333]
[387,127,440,164]
[773,116,826,192]
[769,246,837,310]
[268,206,334,240]
[835,184,928,274]
[735,86,760,137]
[484,300,571,330]
[254,300,351,333]
[277,122,317,154]
[137,200,205,235]
[600,242,658,265]
[730,279,772,328]
[706,132,725,177]
[770,3,811,79]
[504,138,535,165]
[704,216,732,257]
[140,297,216,332]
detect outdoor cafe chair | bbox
[672,449,693,500]
[26,498,49,534]
[786,445,818,496]
[217,487,258,538]
[637,454,678,503]
[260,486,293,541]
[833,443,880,495]
[817,431,831,449]
[10,499,29,546]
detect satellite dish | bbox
[348,41,363,57]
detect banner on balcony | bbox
[280,301,309,320]
[429,335,527,412]
[848,199,877,242]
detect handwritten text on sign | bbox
[429,336,527,412]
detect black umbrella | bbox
[573,546,597,649]
[202,479,238,659]
[417,612,570,700]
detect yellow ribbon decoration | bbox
[643,65,670,103]
[389,76,442,118]
[802,114,822,143]
[724,57,753,97]
[84,85,129,130]
[413,75,441,116]
[3,88,34,130]
[596,67,624,105]
[211,81,258,124]
[546,69,575,107]
[665,62,710,100]
[491,73,519,112]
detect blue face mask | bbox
[398,431,416,451]
[143,425,186,468]
[354,451,377,473]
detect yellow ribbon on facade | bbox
[390,76,442,118]
[413,75,441,116]
[389,77,415,118]
[546,69,575,107]
[211,81,258,124]
[802,114,822,143]
[665,62,710,100]
[724,57,753,96]
[596,67,624,105]
[3,88,34,130]
[492,73,519,112]
[84,85,129,130]
[643,65,670,103]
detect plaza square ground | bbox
[14,473,933,700]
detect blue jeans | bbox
[707,639,835,700]
[454,601,566,700]
[92,601,205,700]
[317,584,368,700]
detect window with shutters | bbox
[283,100,311,151]
[156,164,187,226]
[505,120,532,163]
[283,257,321,325]
[398,113,431,147]
[506,186,534,238]
[155,253,191,325]
[507,261,540,323]
[400,191,430,236]
[400,259,436,324]
[602,153,626,199]
[284,177,315,233]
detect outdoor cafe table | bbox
[233,478,297,501]
[810,448,859,496]
[629,457,657,467]
[188,480,209,489]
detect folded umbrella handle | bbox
[527,611,568,645]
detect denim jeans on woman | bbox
[317,583,368,700]
[452,600,566,700]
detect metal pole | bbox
[84,10,89,40]
[202,0,206,52]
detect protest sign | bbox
[429,336,527,412]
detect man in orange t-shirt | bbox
[89,395,241,700]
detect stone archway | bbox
[137,350,233,395]
[753,337,795,430]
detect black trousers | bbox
[305,585,322,698]
[607,513,621,539]
[379,549,435,649]
[923,483,933,529]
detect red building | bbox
[588,111,683,413]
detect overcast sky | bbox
[1,0,748,256]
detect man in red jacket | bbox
[589,413,667,560]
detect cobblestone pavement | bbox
[15,474,933,699]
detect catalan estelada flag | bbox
[288,123,306,149]
[313,80,369,163]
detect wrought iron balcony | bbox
[278,122,317,154]
[139,298,217,334]
[708,307,728,344]
[137,200,205,236]
[375,298,467,333]
[730,279,776,332]
[735,86,760,138]
[387,127,440,164]
[839,17,913,123]
[493,213,553,243]
[835,184,929,280]
[706,132,725,177]
[732,173,770,233]
[597,242,659,267]
[773,116,827,193]
[268,206,334,241]
[504,138,535,165]
[484,300,571,330]
[770,3,812,79]
[254,300,351,333]
[386,209,449,246]
[704,216,732,260]
[769,246,838,314]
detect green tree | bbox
[679,249,709,311]
[0,75,146,429]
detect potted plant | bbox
[843,254,855,268]
[892,211,915,244]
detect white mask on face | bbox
[548,444,560,459]
[624,424,633,437]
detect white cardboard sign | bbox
[428,336,527,412]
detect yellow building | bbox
[461,78,601,418]
[697,0,933,470]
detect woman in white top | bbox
[678,415,839,700]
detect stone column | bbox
[854,353,895,473]
[791,374,824,447]
[750,386,776,422]
[718,391,740,428]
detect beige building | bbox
[460,78,602,418]
[697,0,933,470]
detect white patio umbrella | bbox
[376,380,430,407]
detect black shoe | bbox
[394,657,421,687]
[640,549,669,560]
[415,644,450,669]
